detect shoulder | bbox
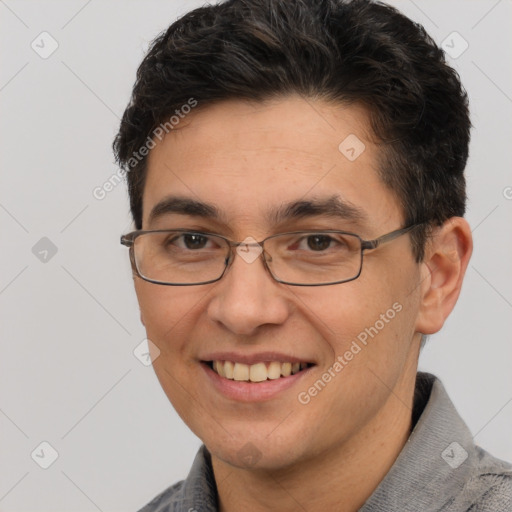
[137,480,185,512]
[136,445,217,512]
[454,447,512,511]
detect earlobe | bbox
[415,217,473,335]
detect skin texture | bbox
[134,95,473,512]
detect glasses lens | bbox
[265,231,362,285]
[133,231,228,284]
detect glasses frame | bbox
[120,224,421,287]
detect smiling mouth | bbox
[206,360,314,383]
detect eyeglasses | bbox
[120,224,420,287]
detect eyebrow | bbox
[268,195,368,226]
[147,194,367,227]
[148,196,221,226]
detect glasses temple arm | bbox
[361,224,420,251]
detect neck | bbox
[212,363,419,512]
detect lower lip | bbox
[201,363,314,402]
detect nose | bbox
[206,246,291,336]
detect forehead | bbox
[143,95,402,234]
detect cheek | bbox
[134,280,208,426]
[298,265,419,373]
[296,278,393,344]
[291,278,419,438]
[134,279,204,355]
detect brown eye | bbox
[166,233,214,251]
[182,234,208,249]
[306,235,332,251]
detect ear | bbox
[415,217,472,335]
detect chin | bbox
[202,423,313,471]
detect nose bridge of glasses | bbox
[230,237,265,265]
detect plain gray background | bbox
[1,1,511,510]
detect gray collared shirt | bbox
[138,373,512,511]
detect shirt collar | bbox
[360,372,476,511]
[173,445,218,512]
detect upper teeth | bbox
[212,361,308,382]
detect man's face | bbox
[136,95,424,470]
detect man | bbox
[114,0,512,510]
